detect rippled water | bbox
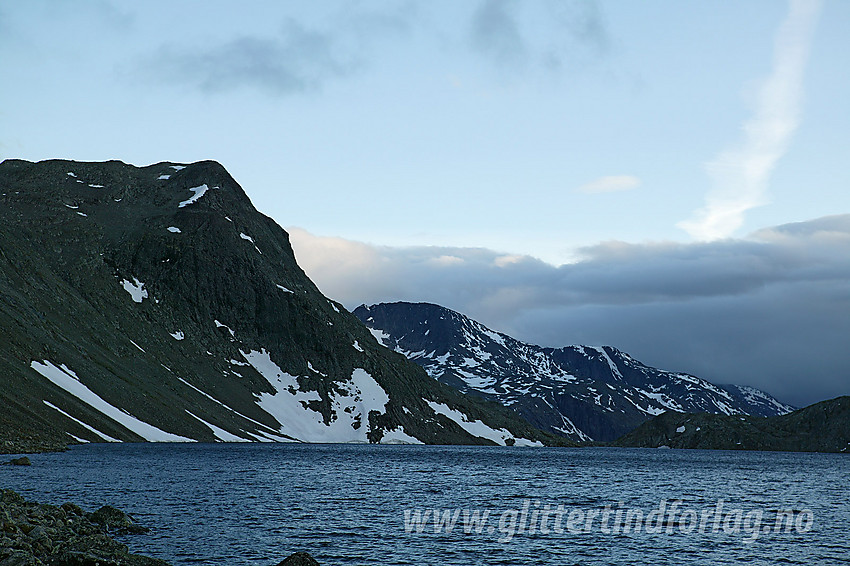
[2,444,848,565]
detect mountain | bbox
[353,302,794,442]
[612,396,850,452]
[0,159,567,450]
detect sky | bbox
[1,0,848,406]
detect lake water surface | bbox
[2,444,847,565]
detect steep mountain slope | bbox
[612,396,850,452]
[353,302,794,441]
[0,159,565,448]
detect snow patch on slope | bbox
[591,346,623,379]
[175,377,288,440]
[120,277,148,303]
[369,327,390,346]
[32,360,192,442]
[42,400,120,442]
[186,410,247,442]
[426,401,541,446]
[178,184,210,208]
[241,349,393,443]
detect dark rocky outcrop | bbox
[4,458,30,467]
[276,552,320,566]
[86,506,148,535]
[0,489,168,565]
[1,435,68,456]
[0,490,324,565]
[613,396,850,452]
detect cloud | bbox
[141,5,415,96]
[468,0,609,74]
[137,2,607,94]
[678,0,822,240]
[576,175,640,194]
[289,214,850,407]
[470,0,528,70]
[144,20,348,95]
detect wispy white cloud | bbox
[678,0,821,241]
[576,175,640,194]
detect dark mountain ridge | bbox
[0,159,565,448]
[354,301,794,441]
[613,396,850,452]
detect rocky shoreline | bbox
[0,489,319,566]
[1,439,70,457]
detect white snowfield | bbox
[426,401,542,447]
[120,277,148,303]
[178,184,210,208]
[31,360,193,442]
[241,349,420,444]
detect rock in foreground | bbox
[0,490,324,565]
[277,552,320,566]
[0,489,167,565]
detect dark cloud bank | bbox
[291,215,850,408]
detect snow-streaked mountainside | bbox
[353,302,795,441]
[0,159,566,448]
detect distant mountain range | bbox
[613,396,850,452]
[353,302,794,441]
[0,159,565,450]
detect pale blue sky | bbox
[2,0,847,264]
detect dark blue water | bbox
[1,444,848,565]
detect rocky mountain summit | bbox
[354,302,794,441]
[0,159,564,447]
